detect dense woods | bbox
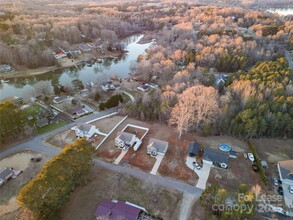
[0,0,292,139]
[17,138,94,219]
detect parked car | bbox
[278,186,284,195]
[289,185,293,194]
[273,178,279,186]
[192,162,201,170]
[248,153,255,162]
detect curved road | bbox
[0,108,203,219]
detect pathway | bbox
[150,154,164,175]
[113,150,128,164]
[179,193,197,220]
[122,91,135,102]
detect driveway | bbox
[150,154,164,175]
[186,156,211,190]
[282,179,293,209]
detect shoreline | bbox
[0,32,153,80]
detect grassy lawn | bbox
[37,120,66,134]
[23,104,43,126]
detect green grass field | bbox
[37,120,67,134]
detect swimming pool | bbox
[219,144,231,152]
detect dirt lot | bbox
[61,165,182,220]
[252,138,293,190]
[91,115,125,134]
[96,117,198,185]
[0,151,50,218]
[46,129,76,148]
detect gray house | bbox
[187,141,200,157]
[147,138,168,156]
[203,147,229,169]
[115,132,137,149]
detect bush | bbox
[95,92,101,101]
[99,94,123,110]
[248,140,268,186]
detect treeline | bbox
[123,58,293,138]
[17,138,94,219]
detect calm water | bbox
[0,35,152,100]
[266,8,293,16]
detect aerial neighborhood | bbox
[0,0,293,220]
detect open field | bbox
[96,116,198,185]
[46,129,76,148]
[0,151,50,218]
[61,166,182,220]
[90,115,125,134]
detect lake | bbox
[0,35,152,100]
[266,8,293,16]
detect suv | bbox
[278,186,284,196]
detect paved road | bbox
[0,108,117,159]
[0,107,203,219]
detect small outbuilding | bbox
[187,141,200,157]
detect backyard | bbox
[96,117,199,185]
[60,166,182,220]
[0,151,50,219]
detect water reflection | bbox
[0,35,152,99]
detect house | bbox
[277,160,293,208]
[72,123,98,139]
[101,81,116,92]
[187,141,200,157]
[115,132,137,149]
[95,200,144,220]
[147,138,168,156]
[0,64,14,73]
[36,118,49,128]
[203,147,229,169]
[69,49,82,55]
[137,84,150,92]
[54,52,67,59]
[70,106,87,116]
[79,44,92,52]
[216,74,228,85]
[53,96,68,104]
[80,89,90,96]
[149,83,158,89]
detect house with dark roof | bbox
[0,167,13,182]
[79,44,92,52]
[187,141,200,157]
[53,96,68,104]
[95,200,144,220]
[115,132,137,149]
[72,123,97,139]
[137,84,150,92]
[101,81,115,92]
[147,138,168,156]
[203,147,229,169]
[36,118,49,128]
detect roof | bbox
[187,141,200,155]
[95,200,141,220]
[203,147,229,164]
[278,160,293,181]
[117,132,136,143]
[76,123,93,133]
[0,167,13,179]
[148,138,168,154]
[36,118,49,128]
[53,96,67,103]
[71,106,84,114]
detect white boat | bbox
[248,153,255,162]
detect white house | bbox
[115,132,137,149]
[72,123,98,139]
[137,84,150,92]
[102,81,116,92]
[277,160,293,208]
[147,138,168,156]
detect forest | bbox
[0,0,292,139]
